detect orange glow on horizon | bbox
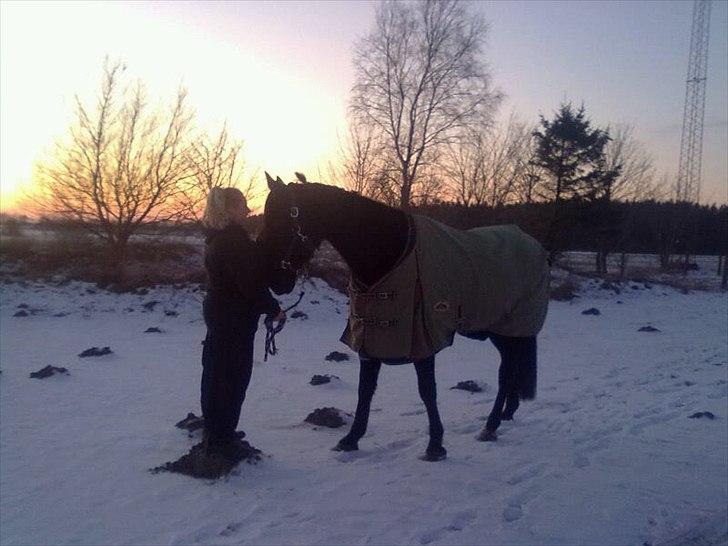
[0,1,348,216]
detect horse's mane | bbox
[291,182,401,216]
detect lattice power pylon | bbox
[676,0,712,203]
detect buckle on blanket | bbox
[352,315,397,328]
[354,291,396,300]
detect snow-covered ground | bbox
[1,278,726,546]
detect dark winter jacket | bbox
[204,223,280,325]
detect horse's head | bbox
[259,172,321,295]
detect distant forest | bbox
[415,199,728,257]
[5,197,724,259]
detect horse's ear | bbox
[276,176,284,183]
[294,172,308,183]
[266,172,284,190]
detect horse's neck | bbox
[309,187,408,287]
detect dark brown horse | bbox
[259,173,542,461]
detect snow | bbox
[1,278,726,545]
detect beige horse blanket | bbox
[341,214,549,361]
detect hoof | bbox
[420,444,447,461]
[501,414,514,421]
[332,438,359,452]
[477,429,497,442]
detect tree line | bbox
[415,199,727,260]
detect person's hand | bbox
[265,309,286,330]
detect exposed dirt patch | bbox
[450,380,483,393]
[29,365,69,379]
[688,411,716,420]
[325,351,350,362]
[310,374,340,385]
[304,407,349,428]
[151,439,262,480]
[78,346,113,358]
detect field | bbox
[1,273,726,545]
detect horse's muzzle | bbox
[269,268,297,295]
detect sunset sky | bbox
[1,0,726,212]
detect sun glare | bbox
[0,1,346,214]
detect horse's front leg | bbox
[414,357,447,461]
[333,358,382,451]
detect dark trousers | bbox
[201,297,258,445]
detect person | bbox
[200,187,286,456]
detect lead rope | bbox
[264,289,305,361]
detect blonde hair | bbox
[202,187,247,229]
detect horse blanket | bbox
[341,214,550,361]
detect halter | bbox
[264,196,313,361]
[279,197,314,275]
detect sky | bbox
[0,0,726,213]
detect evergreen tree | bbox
[531,103,613,256]
[532,103,612,202]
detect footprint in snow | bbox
[333,450,370,463]
[628,411,682,435]
[400,409,426,416]
[452,423,480,435]
[418,511,476,545]
[503,504,523,522]
[507,463,546,485]
[446,510,476,531]
[573,454,590,468]
[219,522,242,537]
[386,438,415,451]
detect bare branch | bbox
[33,60,195,256]
[350,0,501,207]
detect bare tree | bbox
[329,120,387,198]
[480,116,533,207]
[513,146,545,204]
[602,124,657,202]
[350,0,501,208]
[177,124,256,223]
[442,114,535,207]
[593,125,658,275]
[441,130,485,206]
[35,59,193,260]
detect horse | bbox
[259,173,549,461]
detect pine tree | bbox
[532,103,613,258]
[532,103,611,202]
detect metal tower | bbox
[676,0,712,203]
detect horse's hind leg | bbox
[414,357,447,461]
[478,357,517,441]
[505,335,537,413]
[502,397,520,421]
[333,358,381,452]
[478,334,537,441]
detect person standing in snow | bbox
[200,187,286,456]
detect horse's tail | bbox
[516,338,538,401]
